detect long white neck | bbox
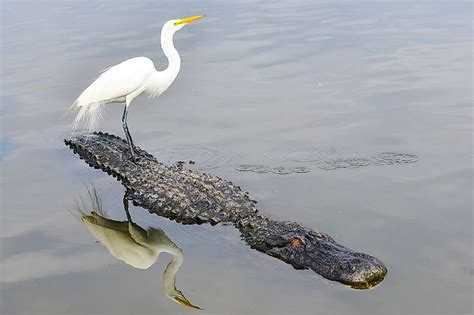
[161,27,181,85]
[163,247,184,294]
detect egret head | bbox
[164,15,204,32]
[168,289,203,310]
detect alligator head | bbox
[255,223,387,289]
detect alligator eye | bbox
[290,237,304,247]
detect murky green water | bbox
[1,1,472,314]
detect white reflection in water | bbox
[73,186,202,310]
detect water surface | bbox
[1,1,472,314]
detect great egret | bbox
[73,188,201,309]
[71,15,204,161]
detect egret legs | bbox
[122,104,137,161]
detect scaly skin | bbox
[65,132,387,289]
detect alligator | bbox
[65,131,388,289]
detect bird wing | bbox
[74,57,156,106]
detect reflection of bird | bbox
[71,16,204,161]
[72,187,201,310]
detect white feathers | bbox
[71,99,106,132]
[70,57,161,132]
[69,18,190,134]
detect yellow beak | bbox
[174,15,205,25]
[174,294,203,310]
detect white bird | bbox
[71,15,204,161]
[73,187,202,309]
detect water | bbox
[1,1,472,314]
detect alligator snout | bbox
[331,252,387,289]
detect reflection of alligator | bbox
[72,186,201,309]
[65,132,387,289]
